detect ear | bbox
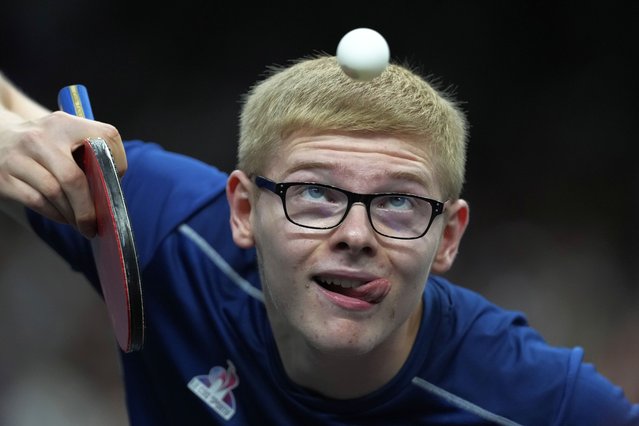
[431,199,469,274]
[226,170,256,248]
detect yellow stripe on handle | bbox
[69,85,86,118]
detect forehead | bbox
[265,133,440,194]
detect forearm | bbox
[0,71,50,122]
[0,72,34,226]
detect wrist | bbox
[0,72,50,120]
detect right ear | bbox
[226,170,256,248]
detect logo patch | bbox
[188,360,239,420]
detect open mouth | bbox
[315,276,364,292]
[313,275,390,304]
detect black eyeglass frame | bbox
[254,175,445,240]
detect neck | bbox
[269,300,423,399]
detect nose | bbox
[329,203,377,256]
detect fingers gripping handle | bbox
[57,85,118,170]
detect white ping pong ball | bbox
[336,28,390,81]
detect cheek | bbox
[391,238,439,288]
[253,210,313,290]
[255,236,291,316]
[253,199,319,265]
[255,229,319,320]
[252,201,286,258]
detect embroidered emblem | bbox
[188,360,239,420]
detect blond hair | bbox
[238,55,468,199]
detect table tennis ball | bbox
[336,28,390,81]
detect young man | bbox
[0,56,637,425]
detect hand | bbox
[0,111,126,237]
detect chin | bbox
[303,323,382,358]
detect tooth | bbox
[341,280,357,288]
[322,278,360,288]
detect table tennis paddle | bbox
[58,84,144,352]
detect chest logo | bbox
[188,360,239,420]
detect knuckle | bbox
[24,190,48,211]
[48,110,69,121]
[0,148,19,168]
[17,127,46,152]
[101,123,122,143]
[43,110,73,129]
[58,166,85,189]
[40,178,63,201]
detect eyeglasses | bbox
[254,176,445,240]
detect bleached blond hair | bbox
[238,55,468,199]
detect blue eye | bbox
[378,196,414,211]
[302,186,327,200]
[390,197,409,207]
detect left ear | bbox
[431,199,469,274]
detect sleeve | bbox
[559,358,639,425]
[26,140,229,291]
[429,277,639,425]
[118,140,228,270]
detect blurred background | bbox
[1,1,638,424]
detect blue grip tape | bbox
[58,84,94,120]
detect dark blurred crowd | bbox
[1,2,637,424]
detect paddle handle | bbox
[58,84,95,120]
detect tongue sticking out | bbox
[320,278,391,304]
